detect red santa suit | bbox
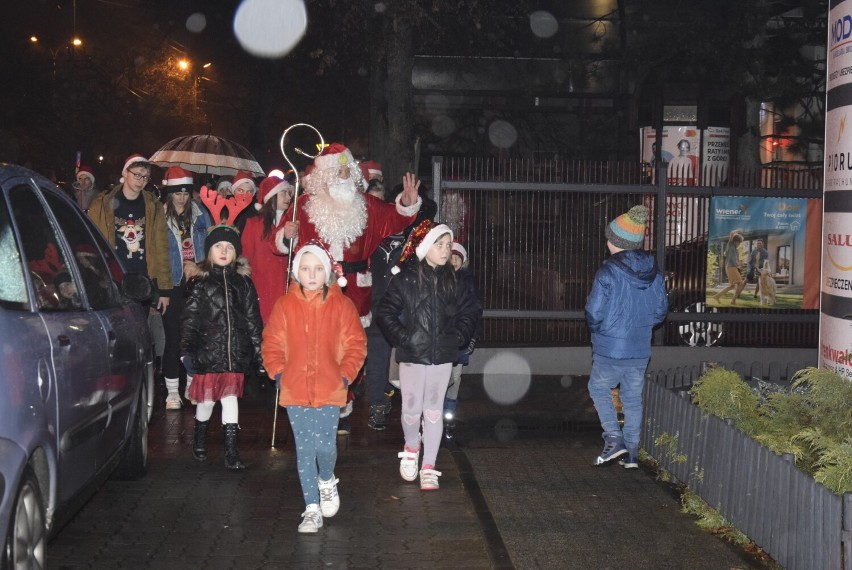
[283,144,420,326]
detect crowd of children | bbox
[85,151,666,534]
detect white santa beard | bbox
[304,190,367,258]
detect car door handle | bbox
[57,334,71,347]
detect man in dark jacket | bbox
[585,205,668,469]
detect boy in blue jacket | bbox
[585,205,668,468]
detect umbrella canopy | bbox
[149,135,265,177]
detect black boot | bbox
[223,423,246,470]
[192,420,209,461]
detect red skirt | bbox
[189,372,244,403]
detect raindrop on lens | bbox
[488,120,518,149]
[431,115,456,138]
[529,10,558,38]
[234,0,308,58]
[186,13,207,33]
[494,418,518,442]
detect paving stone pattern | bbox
[49,376,772,570]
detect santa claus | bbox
[280,143,422,327]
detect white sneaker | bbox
[339,401,353,419]
[298,504,323,533]
[398,449,419,481]
[419,468,442,491]
[318,476,340,518]
[165,392,182,410]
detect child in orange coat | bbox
[261,240,367,533]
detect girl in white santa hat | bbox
[262,241,367,532]
[375,220,479,490]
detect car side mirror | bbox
[121,273,154,302]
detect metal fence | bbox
[643,368,851,570]
[431,156,822,348]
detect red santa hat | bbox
[120,154,150,183]
[232,170,257,195]
[161,166,194,195]
[391,220,454,274]
[291,240,347,287]
[313,143,356,172]
[76,165,95,184]
[451,242,467,264]
[123,154,149,173]
[359,160,382,181]
[255,175,292,211]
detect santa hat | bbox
[291,240,347,287]
[391,220,453,275]
[255,175,292,211]
[313,143,356,172]
[232,171,257,195]
[359,160,382,181]
[605,205,648,251]
[451,242,467,264]
[123,154,149,173]
[161,166,194,195]
[120,154,150,183]
[76,165,95,184]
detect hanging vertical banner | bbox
[820,0,852,376]
[707,196,806,309]
[701,127,730,186]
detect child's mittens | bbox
[180,355,195,374]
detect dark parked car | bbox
[0,164,154,569]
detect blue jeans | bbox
[587,358,649,452]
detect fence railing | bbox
[643,367,850,570]
[432,156,822,348]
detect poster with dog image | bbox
[707,196,806,309]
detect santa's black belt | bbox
[341,260,369,274]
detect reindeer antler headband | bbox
[199,184,254,228]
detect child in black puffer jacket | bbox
[376,221,479,491]
[181,223,263,470]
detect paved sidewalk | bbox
[49,375,774,569]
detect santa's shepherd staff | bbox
[270,123,325,449]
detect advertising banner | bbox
[701,127,730,186]
[641,126,728,186]
[707,196,806,309]
[821,0,852,375]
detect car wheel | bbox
[4,466,46,570]
[678,302,723,347]
[110,382,149,481]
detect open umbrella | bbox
[149,135,265,177]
